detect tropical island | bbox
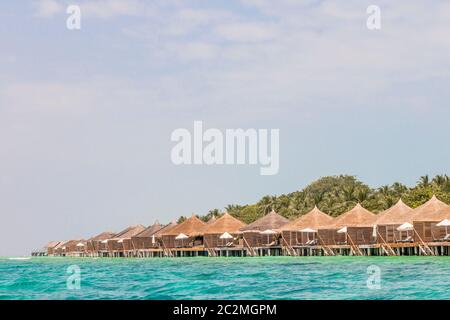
[193,174,450,223]
[41,174,450,258]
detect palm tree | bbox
[378,185,390,197]
[225,204,239,211]
[384,196,395,209]
[324,197,336,212]
[391,182,408,195]
[202,208,221,221]
[224,204,243,216]
[432,175,446,188]
[208,209,220,216]
[418,175,430,188]
[257,195,277,215]
[177,216,187,224]
[356,188,369,203]
[313,191,325,206]
[444,175,450,192]
[290,191,307,212]
[343,185,356,202]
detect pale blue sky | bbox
[1,0,449,255]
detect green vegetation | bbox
[183,175,450,224]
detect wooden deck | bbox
[47,242,450,258]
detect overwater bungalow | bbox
[153,220,178,239]
[415,206,450,243]
[65,240,88,257]
[280,206,334,247]
[86,231,115,257]
[53,240,70,256]
[55,239,86,257]
[412,195,450,243]
[203,213,246,249]
[239,210,289,250]
[318,204,377,247]
[375,199,414,244]
[149,221,178,256]
[160,215,206,249]
[131,220,164,252]
[45,241,61,256]
[106,225,146,257]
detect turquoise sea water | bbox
[0,256,449,300]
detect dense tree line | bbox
[178,175,450,224]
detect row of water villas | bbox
[43,195,450,258]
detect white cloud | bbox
[166,9,234,37]
[1,83,98,114]
[33,0,147,19]
[23,0,450,116]
[178,42,219,61]
[215,22,278,42]
[0,77,201,117]
[81,0,145,19]
[33,0,63,18]
[0,79,165,116]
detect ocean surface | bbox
[0,256,449,300]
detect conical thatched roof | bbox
[203,213,246,234]
[422,205,450,222]
[375,199,414,225]
[45,241,61,249]
[54,240,69,250]
[109,225,146,240]
[207,215,217,224]
[413,195,449,221]
[75,240,88,246]
[153,221,178,237]
[323,203,377,228]
[280,206,333,231]
[161,215,206,236]
[134,221,164,238]
[88,231,116,241]
[239,210,289,232]
[64,239,85,248]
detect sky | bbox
[0,0,449,256]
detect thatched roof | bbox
[280,206,333,231]
[239,210,289,232]
[54,240,69,250]
[413,195,449,221]
[88,231,116,241]
[109,225,146,240]
[45,241,61,249]
[64,239,85,248]
[153,221,178,237]
[322,203,377,228]
[161,215,206,236]
[133,221,164,238]
[421,206,450,222]
[375,199,414,225]
[207,216,217,224]
[203,213,246,234]
[44,241,61,249]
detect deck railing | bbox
[160,240,173,257]
[347,235,363,256]
[280,235,297,256]
[413,230,435,256]
[317,233,335,256]
[243,237,256,256]
[376,230,397,256]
